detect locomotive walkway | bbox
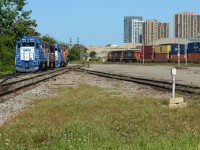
[85,64,200,87]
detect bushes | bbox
[0,36,15,72]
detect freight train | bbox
[107,43,200,63]
[15,36,68,72]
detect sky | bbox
[26,0,200,46]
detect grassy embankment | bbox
[0,84,200,149]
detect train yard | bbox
[0,63,200,149]
[0,63,200,126]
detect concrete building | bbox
[124,16,143,43]
[132,19,144,43]
[174,12,200,38]
[143,20,169,45]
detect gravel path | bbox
[0,71,172,126]
[86,64,200,87]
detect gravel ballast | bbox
[0,70,173,126]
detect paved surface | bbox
[85,64,200,87]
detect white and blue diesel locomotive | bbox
[15,36,67,72]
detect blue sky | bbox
[26,0,200,46]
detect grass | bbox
[0,84,200,149]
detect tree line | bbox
[0,0,87,73]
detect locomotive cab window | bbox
[22,42,34,47]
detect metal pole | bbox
[143,37,144,64]
[172,75,176,98]
[178,24,180,68]
[184,30,187,65]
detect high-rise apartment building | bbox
[174,12,200,38]
[143,20,169,45]
[132,19,144,43]
[124,16,143,43]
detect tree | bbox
[0,0,39,72]
[0,0,38,39]
[89,51,97,59]
[68,47,80,61]
[41,35,57,44]
[68,45,88,61]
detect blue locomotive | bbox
[15,36,67,72]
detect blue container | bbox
[170,44,185,54]
[188,42,200,53]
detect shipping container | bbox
[188,43,200,53]
[188,53,200,62]
[143,45,154,54]
[170,54,186,62]
[154,53,170,62]
[170,44,186,54]
[141,45,155,61]
[154,45,171,54]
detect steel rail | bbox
[76,68,200,95]
[0,65,82,98]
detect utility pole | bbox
[143,35,144,64]
[178,24,180,68]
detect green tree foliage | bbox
[41,35,57,44]
[89,51,97,59]
[68,47,80,61]
[68,45,88,61]
[0,0,38,72]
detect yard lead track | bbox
[75,67,200,95]
[0,65,82,98]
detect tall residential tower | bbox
[124,16,143,43]
[174,12,200,38]
[143,20,169,45]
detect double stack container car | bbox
[187,43,200,62]
[107,43,200,63]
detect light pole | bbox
[178,24,180,68]
[185,35,187,66]
[143,35,144,64]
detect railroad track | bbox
[0,73,21,84]
[75,67,200,95]
[0,65,82,98]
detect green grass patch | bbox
[0,84,200,149]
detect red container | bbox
[143,45,154,54]
[188,53,200,62]
[170,54,186,62]
[141,45,155,61]
[155,53,170,62]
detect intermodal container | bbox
[170,44,185,54]
[188,53,200,62]
[154,45,171,54]
[143,45,154,54]
[154,53,170,62]
[188,43,200,53]
[142,45,155,61]
[170,54,186,62]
